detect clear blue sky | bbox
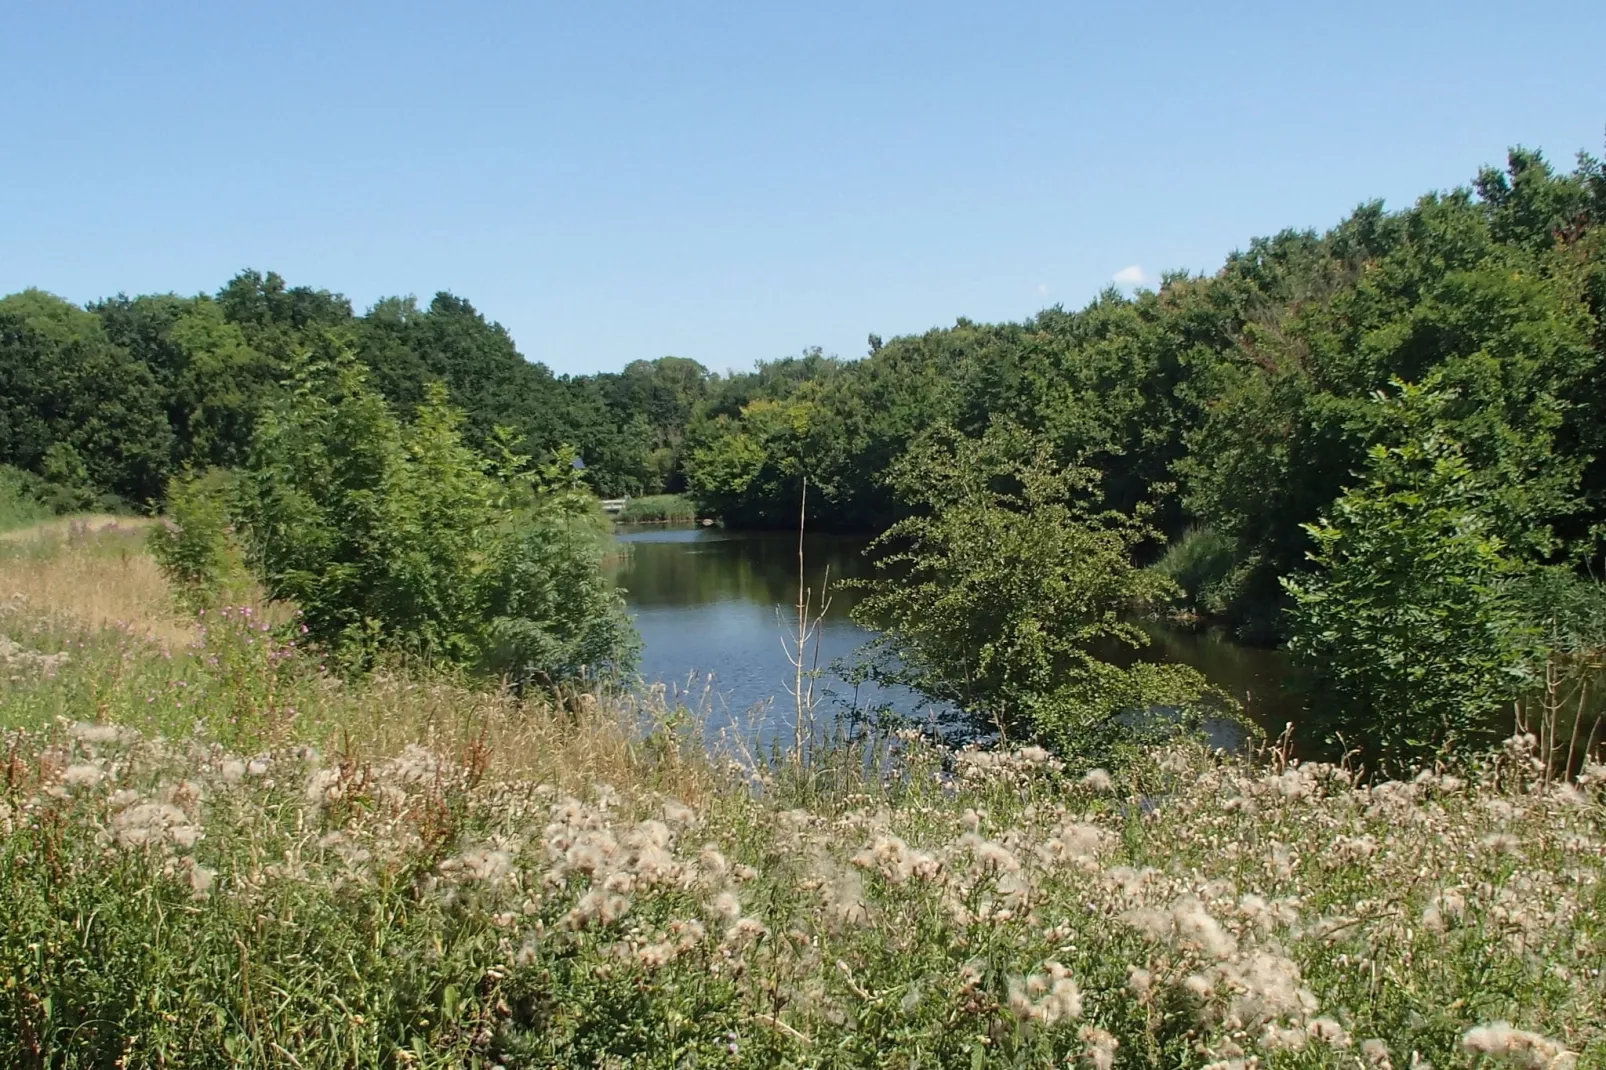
[3,2,1602,376]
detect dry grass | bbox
[0,517,195,649]
[301,673,727,806]
[0,518,724,806]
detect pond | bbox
[609,525,1309,747]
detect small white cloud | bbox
[1035,283,1049,296]
[1112,264,1148,286]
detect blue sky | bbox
[3,2,1602,376]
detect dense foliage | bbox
[3,272,719,508]
[6,148,1603,643]
[850,423,1223,764]
[158,353,639,684]
[1282,404,1544,770]
[0,594,1600,1068]
[682,147,1606,639]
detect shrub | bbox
[1284,431,1542,771]
[851,422,1227,766]
[232,352,637,684]
[148,469,243,611]
[0,466,53,532]
[1151,525,1240,614]
[616,493,698,524]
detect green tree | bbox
[1283,397,1543,771]
[851,423,1221,765]
[0,290,174,503]
[96,293,283,472]
[234,350,636,682]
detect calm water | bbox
[609,525,1307,745]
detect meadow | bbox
[0,522,1602,1068]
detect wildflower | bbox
[1462,1022,1576,1069]
[112,801,199,850]
[711,891,742,920]
[958,958,987,992]
[1172,898,1237,959]
[445,845,515,886]
[960,833,1021,875]
[566,888,632,928]
[1259,1025,1308,1052]
[1362,1038,1395,1070]
[668,918,706,951]
[699,845,730,883]
[69,722,126,745]
[1483,799,1517,823]
[1042,821,1110,866]
[1127,966,1153,997]
[853,833,931,883]
[635,941,675,968]
[1081,768,1114,792]
[220,759,246,783]
[1422,889,1466,932]
[304,768,343,808]
[823,869,870,928]
[1121,906,1173,942]
[1224,951,1315,1028]
[1326,834,1378,864]
[1007,961,1082,1026]
[661,799,697,825]
[187,863,216,898]
[1481,833,1523,856]
[1549,783,1588,808]
[62,763,103,790]
[1078,1026,1118,1070]
[722,915,768,946]
[1307,1017,1352,1048]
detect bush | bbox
[0,466,53,532]
[148,469,243,611]
[1284,431,1543,771]
[851,423,1227,766]
[616,493,698,524]
[1151,526,1240,613]
[233,352,638,684]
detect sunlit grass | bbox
[0,524,1602,1067]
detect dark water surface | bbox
[609,526,1305,743]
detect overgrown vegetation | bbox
[5,138,1606,1064]
[0,466,55,533]
[147,353,638,687]
[849,424,1229,766]
[616,493,699,524]
[0,535,1600,1066]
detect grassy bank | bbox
[1,524,1603,1068]
[616,493,699,524]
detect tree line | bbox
[4,141,1605,769]
[0,272,717,510]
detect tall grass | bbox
[1,526,1603,1067]
[616,493,699,524]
